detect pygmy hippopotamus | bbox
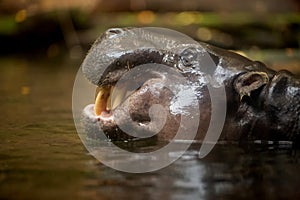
[81,27,299,143]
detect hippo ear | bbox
[234,71,269,101]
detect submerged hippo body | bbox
[81,27,300,143]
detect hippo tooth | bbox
[106,92,112,111]
[111,87,124,110]
[94,86,110,116]
[106,86,115,111]
[111,85,136,110]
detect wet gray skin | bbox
[81,27,300,142]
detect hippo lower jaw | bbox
[83,104,119,140]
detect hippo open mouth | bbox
[82,47,186,141]
[91,48,172,121]
[81,27,300,143]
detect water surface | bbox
[0,53,299,200]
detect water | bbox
[0,54,299,200]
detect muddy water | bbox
[0,51,299,200]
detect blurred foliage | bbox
[0,0,299,56]
[86,12,300,48]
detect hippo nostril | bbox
[105,28,124,39]
[107,28,123,35]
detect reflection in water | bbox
[0,56,299,199]
[85,141,300,200]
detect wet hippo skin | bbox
[81,27,300,143]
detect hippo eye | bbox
[179,47,198,68]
